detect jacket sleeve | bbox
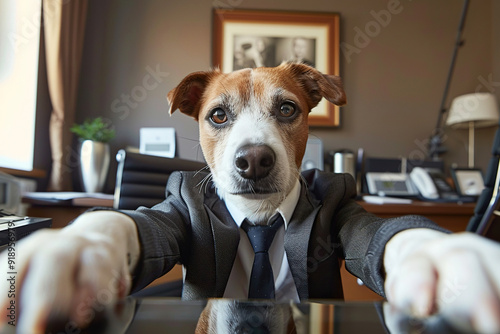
[329,173,449,297]
[115,172,196,292]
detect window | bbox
[0,0,42,171]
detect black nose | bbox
[234,145,276,181]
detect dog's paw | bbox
[384,230,500,333]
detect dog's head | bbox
[195,299,295,334]
[168,63,346,222]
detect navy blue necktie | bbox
[241,214,284,299]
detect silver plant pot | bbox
[79,140,110,193]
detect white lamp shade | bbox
[446,92,499,129]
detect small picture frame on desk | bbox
[451,168,485,197]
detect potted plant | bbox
[71,117,115,193]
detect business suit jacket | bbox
[121,169,445,300]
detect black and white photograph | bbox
[232,36,316,70]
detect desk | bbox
[23,195,114,229]
[0,298,472,333]
[341,200,475,301]
[358,200,475,232]
[25,197,474,232]
[22,197,476,302]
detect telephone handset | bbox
[409,167,459,200]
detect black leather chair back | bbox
[114,149,207,210]
[467,123,500,241]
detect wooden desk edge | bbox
[358,200,475,216]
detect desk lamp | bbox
[446,92,499,167]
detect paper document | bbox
[23,192,114,201]
[362,195,413,205]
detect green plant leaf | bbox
[70,117,115,143]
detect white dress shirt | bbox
[222,180,301,302]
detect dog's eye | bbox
[279,102,296,118]
[210,109,228,125]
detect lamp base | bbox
[468,121,475,168]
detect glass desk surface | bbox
[0,297,472,333]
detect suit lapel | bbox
[204,196,240,297]
[285,182,321,300]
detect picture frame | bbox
[213,9,341,127]
[451,168,485,197]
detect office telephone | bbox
[365,172,418,197]
[365,167,474,202]
[409,167,460,200]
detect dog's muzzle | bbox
[234,144,276,182]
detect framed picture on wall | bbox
[213,9,341,127]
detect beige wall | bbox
[49,0,499,191]
[493,0,500,104]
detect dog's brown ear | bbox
[167,70,219,120]
[283,62,347,110]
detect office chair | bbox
[466,123,500,242]
[113,149,206,297]
[114,149,206,210]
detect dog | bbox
[167,62,346,223]
[3,63,500,334]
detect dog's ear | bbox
[167,70,220,120]
[283,62,347,110]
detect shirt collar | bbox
[225,179,301,229]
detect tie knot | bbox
[242,214,284,254]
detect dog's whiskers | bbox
[202,176,212,194]
[298,171,309,193]
[175,135,204,162]
[194,165,210,177]
[196,170,213,194]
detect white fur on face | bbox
[203,73,301,223]
[212,105,293,222]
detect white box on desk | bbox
[140,127,176,158]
